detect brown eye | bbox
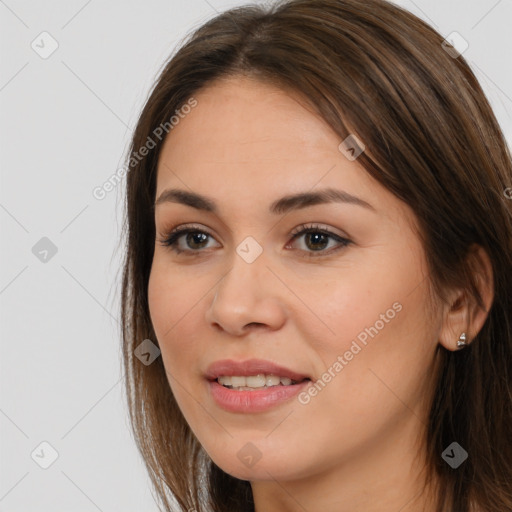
[303,232,330,251]
[157,225,220,254]
[183,232,209,250]
[287,224,352,257]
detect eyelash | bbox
[156,223,352,258]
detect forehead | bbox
[157,76,367,188]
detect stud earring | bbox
[457,332,467,349]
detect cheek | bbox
[147,263,207,426]
[295,246,434,408]
[290,261,400,353]
[307,283,435,428]
[148,254,202,334]
[147,260,203,367]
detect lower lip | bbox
[208,379,310,413]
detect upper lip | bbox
[205,359,310,382]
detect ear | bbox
[438,244,494,351]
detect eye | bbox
[285,223,352,257]
[156,222,352,257]
[156,224,219,255]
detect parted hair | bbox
[120,1,512,510]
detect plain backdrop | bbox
[1,0,511,510]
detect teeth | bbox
[218,376,233,386]
[266,375,281,386]
[246,375,266,387]
[230,376,246,387]
[217,374,302,390]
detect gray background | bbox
[1,0,511,510]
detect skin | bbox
[147,75,494,512]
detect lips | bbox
[204,358,310,382]
[204,359,312,412]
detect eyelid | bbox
[288,222,347,239]
[163,222,213,237]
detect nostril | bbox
[245,322,265,329]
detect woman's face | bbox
[148,75,441,484]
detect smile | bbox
[217,374,304,390]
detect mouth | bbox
[205,358,311,384]
[216,374,310,391]
[204,359,312,412]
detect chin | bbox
[205,444,310,482]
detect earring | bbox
[457,332,467,349]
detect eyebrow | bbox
[154,187,376,215]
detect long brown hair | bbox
[119,1,512,510]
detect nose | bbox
[204,247,287,336]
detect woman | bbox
[119,0,512,510]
